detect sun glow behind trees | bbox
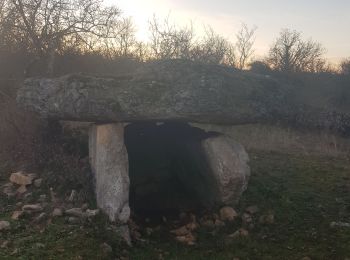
[0,0,348,74]
[110,0,350,64]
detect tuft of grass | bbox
[192,123,350,158]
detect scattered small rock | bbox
[146,227,153,235]
[228,228,249,239]
[2,183,15,197]
[219,206,238,222]
[52,208,64,217]
[16,185,27,194]
[1,240,9,248]
[200,218,215,228]
[22,204,43,213]
[259,213,274,224]
[34,213,47,223]
[116,225,132,246]
[175,233,196,245]
[81,203,89,211]
[330,221,350,228]
[35,242,45,249]
[38,194,47,202]
[214,219,225,227]
[0,221,10,231]
[65,208,85,218]
[67,217,80,224]
[33,178,43,188]
[68,190,77,202]
[49,187,57,203]
[131,230,142,240]
[11,211,24,220]
[241,213,253,224]
[171,225,189,236]
[85,209,100,218]
[186,222,199,231]
[10,171,36,186]
[10,248,18,255]
[245,205,259,214]
[23,192,33,200]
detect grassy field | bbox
[1,151,350,260]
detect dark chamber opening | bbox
[124,122,219,217]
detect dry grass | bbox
[191,123,350,158]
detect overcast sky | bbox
[109,0,349,62]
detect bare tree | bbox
[267,29,326,73]
[222,42,236,67]
[235,23,257,69]
[192,26,230,65]
[133,41,151,62]
[149,14,195,60]
[4,0,123,76]
[102,17,137,58]
[340,58,350,75]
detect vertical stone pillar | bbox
[201,135,250,205]
[89,125,97,176]
[89,123,130,224]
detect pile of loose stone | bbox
[129,205,275,246]
[0,171,100,233]
[0,171,275,249]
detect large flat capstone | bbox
[17,60,288,125]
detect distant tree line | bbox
[0,0,349,78]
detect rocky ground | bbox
[1,151,350,259]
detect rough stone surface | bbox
[89,123,130,223]
[219,206,238,222]
[34,213,47,223]
[34,178,43,188]
[17,60,350,134]
[0,221,10,231]
[22,204,43,213]
[16,185,27,194]
[52,208,63,217]
[67,217,80,224]
[245,205,259,214]
[9,172,35,186]
[85,209,100,218]
[89,125,97,176]
[201,135,250,205]
[228,228,249,238]
[65,208,85,218]
[2,183,15,197]
[11,211,24,220]
[17,60,288,124]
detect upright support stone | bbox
[89,123,130,223]
[202,135,250,205]
[88,125,97,175]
